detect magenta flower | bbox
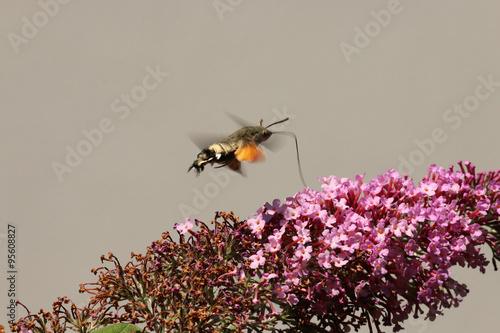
[20,325,33,333]
[286,293,299,306]
[420,181,438,196]
[294,244,313,261]
[273,282,290,299]
[249,249,265,269]
[247,216,266,239]
[264,235,281,252]
[173,217,193,234]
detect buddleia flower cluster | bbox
[240,161,500,331]
[10,161,500,332]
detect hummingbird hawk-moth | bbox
[188,117,307,187]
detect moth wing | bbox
[261,134,285,152]
[226,159,244,174]
[188,132,225,150]
[225,112,253,128]
[235,143,266,162]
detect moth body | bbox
[188,121,277,174]
[187,116,307,187]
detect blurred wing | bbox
[188,132,225,150]
[235,143,266,162]
[261,134,285,152]
[225,112,254,127]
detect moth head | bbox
[259,117,289,142]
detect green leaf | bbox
[92,323,142,333]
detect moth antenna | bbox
[273,130,308,188]
[266,117,289,129]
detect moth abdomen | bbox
[187,144,236,175]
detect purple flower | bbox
[248,215,266,239]
[249,249,265,269]
[420,181,438,196]
[20,325,33,333]
[286,293,299,306]
[332,252,349,268]
[264,235,281,253]
[273,282,290,299]
[294,244,313,261]
[174,217,193,234]
[317,250,332,268]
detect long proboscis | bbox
[265,117,289,128]
[273,130,308,188]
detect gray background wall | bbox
[1,1,499,332]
